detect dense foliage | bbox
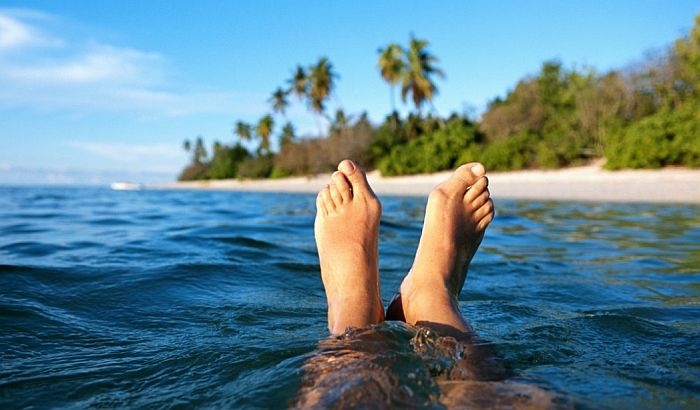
[179,16,700,181]
[378,117,480,175]
[605,101,700,169]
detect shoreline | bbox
[148,163,700,204]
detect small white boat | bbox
[110,182,143,191]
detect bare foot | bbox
[315,159,384,335]
[387,163,494,334]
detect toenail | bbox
[339,160,356,174]
[471,164,485,176]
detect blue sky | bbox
[0,0,698,184]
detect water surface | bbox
[1,186,699,408]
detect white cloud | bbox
[70,141,183,163]
[0,9,265,117]
[0,9,62,50]
[0,14,34,49]
[3,44,160,84]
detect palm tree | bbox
[234,121,252,142]
[193,136,208,164]
[405,113,422,140]
[280,122,295,148]
[330,108,351,135]
[255,115,275,154]
[377,43,405,112]
[308,57,337,120]
[269,87,289,115]
[212,141,222,154]
[288,65,308,100]
[401,35,444,113]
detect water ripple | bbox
[0,187,698,408]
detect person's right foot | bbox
[390,163,494,333]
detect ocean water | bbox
[1,186,699,409]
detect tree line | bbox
[180,15,699,181]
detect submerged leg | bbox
[386,163,494,335]
[315,159,384,335]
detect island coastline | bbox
[149,162,700,204]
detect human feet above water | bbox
[315,160,384,335]
[387,162,494,333]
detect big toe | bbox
[338,159,374,197]
[443,162,485,193]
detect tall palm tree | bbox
[401,35,444,113]
[255,115,275,154]
[308,57,337,120]
[234,121,252,142]
[193,136,208,164]
[288,65,308,100]
[212,141,222,154]
[269,87,289,115]
[377,43,405,112]
[280,122,295,148]
[330,108,351,135]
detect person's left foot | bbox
[315,160,384,335]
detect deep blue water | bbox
[1,186,699,408]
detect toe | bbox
[471,163,485,177]
[442,162,485,194]
[329,182,343,208]
[467,188,490,211]
[477,210,495,231]
[316,191,327,216]
[465,176,489,202]
[321,185,335,212]
[338,159,373,197]
[464,176,489,205]
[331,171,353,202]
[473,199,494,223]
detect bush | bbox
[474,130,537,171]
[378,119,479,175]
[605,101,700,169]
[324,120,375,170]
[206,144,250,179]
[535,141,562,168]
[275,117,375,176]
[455,144,482,167]
[459,128,590,171]
[368,114,408,165]
[237,155,275,179]
[178,163,210,181]
[269,166,290,179]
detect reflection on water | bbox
[0,187,699,408]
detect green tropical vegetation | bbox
[179,16,700,181]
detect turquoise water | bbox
[1,186,699,408]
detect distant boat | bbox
[110,182,143,191]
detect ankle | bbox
[327,289,383,333]
[400,274,453,324]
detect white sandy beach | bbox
[150,162,700,204]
